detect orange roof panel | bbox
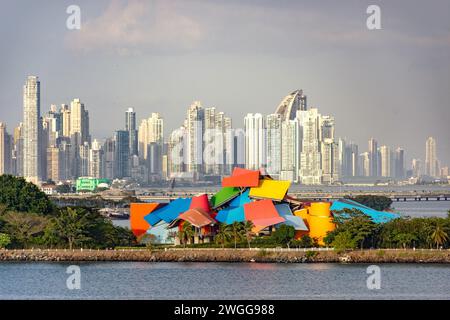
[244,199,280,221]
[222,167,260,187]
[130,203,159,237]
[178,208,216,228]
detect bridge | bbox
[51,191,450,204]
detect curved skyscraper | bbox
[274,89,307,121]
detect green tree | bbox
[298,235,314,248]
[53,207,92,249]
[242,221,255,249]
[271,225,296,248]
[0,233,11,248]
[230,222,243,249]
[215,224,231,248]
[0,175,54,215]
[1,211,49,248]
[349,195,392,211]
[393,232,417,249]
[178,221,195,247]
[430,224,449,249]
[331,209,377,249]
[331,231,357,250]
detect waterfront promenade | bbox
[1,248,450,263]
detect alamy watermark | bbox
[66,5,81,30]
[66,265,81,290]
[366,265,381,290]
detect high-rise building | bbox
[125,108,138,156]
[186,101,204,177]
[411,158,422,178]
[168,126,187,177]
[70,98,90,144]
[0,122,12,175]
[103,138,115,180]
[114,130,130,179]
[379,145,391,177]
[298,108,322,184]
[280,119,300,182]
[321,138,340,184]
[425,137,438,177]
[89,139,103,178]
[61,104,71,137]
[275,90,307,121]
[23,76,41,183]
[46,146,60,182]
[79,142,90,177]
[368,138,378,177]
[265,114,282,178]
[360,152,370,177]
[394,147,405,179]
[138,113,164,168]
[12,123,24,176]
[244,113,265,171]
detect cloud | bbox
[65,0,205,54]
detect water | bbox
[0,262,449,299]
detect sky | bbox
[0,0,449,167]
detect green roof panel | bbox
[210,187,240,209]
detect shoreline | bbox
[1,248,450,263]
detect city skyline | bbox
[0,75,448,185]
[0,1,449,166]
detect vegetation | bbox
[324,208,450,250]
[0,175,55,215]
[271,225,296,248]
[0,233,11,248]
[348,195,393,211]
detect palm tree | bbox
[430,224,449,249]
[215,224,231,248]
[179,221,195,247]
[242,221,255,249]
[231,222,243,249]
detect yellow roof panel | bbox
[249,179,291,201]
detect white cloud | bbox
[65,0,205,54]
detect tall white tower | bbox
[425,137,438,177]
[23,76,41,183]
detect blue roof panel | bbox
[152,198,192,223]
[330,199,399,223]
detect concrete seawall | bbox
[1,248,450,263]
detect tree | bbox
[53,207,92,249]
[0,175,54,215]
[349,195,392,211]
[0,233,11,248]
[178,221,195,247]
[242,221,255,249]
[298,235,314,248]
[393,232,417,249]
[271,225,295,248]
[215,224,231,248]
[430,224,449,249]
[332,209,377,249]
[331,231,357,250]
[230,222,243,249]
[1,211,49,248]
[55,184,72,194]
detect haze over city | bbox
[0,0,449,165]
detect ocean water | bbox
[0,262,449,300]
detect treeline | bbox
[324,209,450,250]
[0,175,135,249]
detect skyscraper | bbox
[275,90,307,121]
[0,122,12,175]
[425,137,438,177]
[138,113,164,162]
[70,98,90,144]
[394,147,405,179]
[280,119,300,182]
[321,138,340,184]
[61,104,71,137]
[103,138,116,180]
[23,76,41,183]
[368,138,378,177]
[265,114,282,178]
[125,107,138,156]
[186,101,204,177]
[244,113,265,171]
[379,145,391,177]
[114,130,130,179]
[89,139,103,178]
[298,108,322,184]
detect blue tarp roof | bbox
[330,199,399,223]
[151,198,192,223]
[144,212,162,226]
[228,190,252,207]
[216,206,246,224]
